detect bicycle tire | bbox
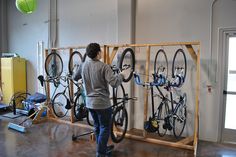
[172,49,187,81]
[45,52,63,78]
[68,51,83,75]
[110,106,128,143]
[118,48,135,82]
[86,110,94,126]
[157,100,169,137]
[8,92,31,111]
[112,84,125,106]
[173,93,187,138]
[73,93,87,120]
[154,49,168,79]
[82,53,87,62]
[52,92,68,118]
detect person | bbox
[73,43,124,157]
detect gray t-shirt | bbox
[74,58,123,109]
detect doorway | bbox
[220,29,236,143]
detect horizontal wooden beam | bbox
[106,42,200,48]
[176,136,193,145]
[122,133,194,150]
[47,46,87,50]
[46,42,200,52]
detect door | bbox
[221,30,236,143]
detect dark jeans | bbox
[89,107,112,156]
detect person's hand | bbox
[77,79,83,84]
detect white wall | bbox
[57,0,118,47]
[7,0,49,93]
[135,0,236,142]
[135,0,214,141]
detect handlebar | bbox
[133,72,166,87]
[133,71,185,88]
[111,64,131,73]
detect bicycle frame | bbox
[59,75,81,105]
[134,71,186,137]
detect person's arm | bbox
[73,64,82,81]
[104,65,124,87]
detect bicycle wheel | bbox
[172,49,187,81]
[82,53,87,62]
[157,100,169,137]
[112,84,125,106]
[173,93,187,138]
[118,48,135,82]
[68,51,83,75]
[110,106,128,143]
[9,92,31,111]
[154,49,168,79]
[86,110,94,126]
[73,93,87,120]
[45,52,63,78]
[52,93,68,118]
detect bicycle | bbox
[45,50,63,79]
[109,47,136,143]
[110,84,136,143]
[152,48,187,138]
[134,48,187,139]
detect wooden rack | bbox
[44,42,200,155]
[103,42,200,155]
[44,46,106,123]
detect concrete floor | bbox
[1,114,236,157]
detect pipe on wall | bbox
[208,0,218,84]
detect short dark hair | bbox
[86,43,101,59]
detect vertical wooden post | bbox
[102,45,107,63]
[45,49,54,118]
[194,48,200,155]
[69,48,75,123]
[143,45,151,137]
[106,46,110,64]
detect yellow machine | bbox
[1,57,26,105]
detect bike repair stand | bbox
[72,131,94,141]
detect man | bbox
[74,43,124,157]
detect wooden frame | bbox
[44,46,106,123]
[44,42,200,155]
[104,42,200,155]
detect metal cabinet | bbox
[1,57,26,104]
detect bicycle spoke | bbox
[157,100,169,137]
[173,93,187,138]
[154,49,168,79]
[111,107,128,143]
[172,49,187,81]
[52,93,68,118]
[74,93,87,120]
[68,51,83,75]
[45,52,63,78]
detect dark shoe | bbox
[106,144,114,153]
[96,154,106,157]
